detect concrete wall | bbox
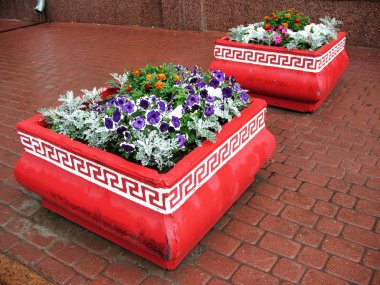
[1,0,379,48]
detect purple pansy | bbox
[189,77,198,84]
[176,134,186,148]
[186,85,195,95]
[112,108,123,123]
[124,130,131,138]
[229,75,236,85]
[200,89,208,98]
[222,87,233,98]
[132,116,146,130]
[206,96,214,103]
[210,78,220,89]
[146,110,161,125]
[139,98,150,110]
[116,97,126,105]
[213,70,225,82]
[158,101,166,112]
[159,122,170,133]
[117,125,127,135]
[171,116,181,130]
[151,95,157,102]
[233,84,242,92]
[191,105,200,112]
[204,105,214,116]
[120,142,135,153]
[240,91,249,102]
[104,117,114,130]
[195,81,207,89]
[122,101,136,114]
[186,95,200,106]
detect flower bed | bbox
[209,10,349,112]
[40,64,250,171]
[14,64,276,269]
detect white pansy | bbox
[169,105,183,118]
[206,87,223,98]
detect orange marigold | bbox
[133,70,142,76]
[285,13,291,18]
[264,15,270,21]
[174,75,181,82]
[282,23,288,28]
[264,23,271,30]
[146,74,153,80]
[125,85,132,92]
[154,81,164,89]
[157,73,166,80]
[294,18,301,23]
[273,14,278,20]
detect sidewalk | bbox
[0,21,379,285]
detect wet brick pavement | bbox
[0,21,379,285]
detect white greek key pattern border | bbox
[18,108,266,214]
[214,37,346,73]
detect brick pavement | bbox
[0,21,379,285]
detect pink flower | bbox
[273,32,282,45]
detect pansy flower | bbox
[112,107,123,123]
[120,142,135,153]
[213,70,225,82]
[171,116,181,130]
[176,134,186,148]
[159,122,170,133]
[122,101,136,114]
[200,89,208,98]
[222,87,233,99]
[210,78,220,89]
[146,110,161,125]
[138,98,150,110]
[186,95,200,106]
[104,117,115,130]
[204,105,215,117]
[240,91,249,102]
[158,101,166,112]
[132,116,146,130]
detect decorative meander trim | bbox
[214,37,346,73]
[18,108,266,214]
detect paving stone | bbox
[195,251,239,280]
[165,263,211,285]
[272,258,305,283]
[104,262,147,285]
[233,243,278,272]
[301,269,348,285]
[325,256,372,285]
[231,265,279,285]
[297,246,328,269]
[36,257,76,284]
[74,254,108,278]
[259,232,301,259]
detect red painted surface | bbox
[14,98,275,269]
[209,32,349,112]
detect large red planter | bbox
[14,98,275,269]
[209,32,349,112]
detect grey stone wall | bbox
[1,0,378,48]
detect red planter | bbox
[14,98,275,269]
[209,32,349,112]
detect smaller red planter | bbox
[209,32,349,112]
[14,98,275,269]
